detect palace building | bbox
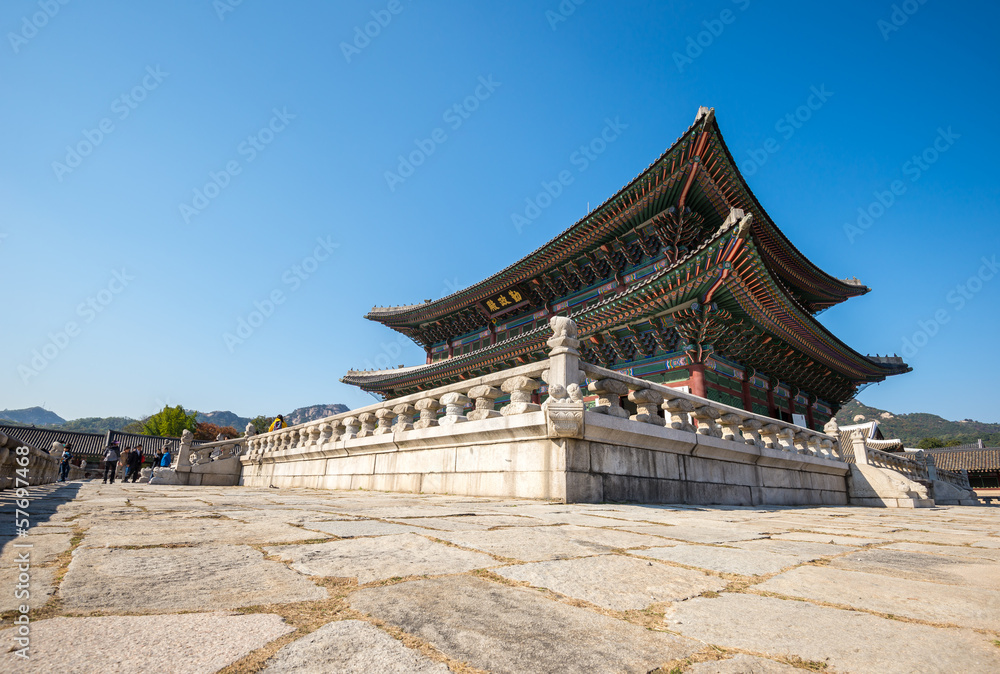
[341,108,909,431]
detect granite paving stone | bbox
[60,544,326,611]
[385,514,548,531]
[638,544,808,576]
[350,575,701,673]
[299,519,428,537]
[432,524,663,561]
[669,593,1000,673]
[266,532,497,583]
[769,531,888,546]
[0,612,293,674]
[79,516,330,547]
[731,538,853,558]
[619,523,769,543]
[830,547,1000,589]
[494,553,725,610]
[262,619,449,673]
[882,540,1000,562]
[757,565,1000,630]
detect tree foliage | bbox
[193,422,241,441]
[250,415,275,435]
[139,405,198,438]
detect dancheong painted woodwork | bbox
[341,108,910,431]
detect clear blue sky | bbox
[2,1,997,423]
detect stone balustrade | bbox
[187,437,245,466]
[579,362,842,463]
[0,432,86,489]
[242,359,551,464]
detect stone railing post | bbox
[588,379,629,418]
[663,397,695,433]
[542,316,585,438]
[793,432,811,455]
[719,413,746,444]
[628,388,664,425]
[393,403,416,432]
[691,406,722,438]
[357,412,377,438]
[850,429,869,465]
[306,424,322,447]
[440,392,471,425]
[501,376,541,416]
[467,385,502,421]
[374,408,397,435]
[176,430,194,472]
[924,452,938,481]
[342,416,360,440]
[414,398,441,429]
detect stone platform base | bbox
[241,411,849,506]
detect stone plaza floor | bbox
[2,480,999,673]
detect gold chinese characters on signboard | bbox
[481,286,529,316]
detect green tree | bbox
[141,405,198,437]
[916,437,945,449]
[250,415,275,435]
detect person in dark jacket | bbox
[126,445,144,482]
[59,443,73,482]
[103,441,121,484]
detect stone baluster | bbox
[467,385,502,421]
[374,408,397,435]
[777,427,796,452]
[289,429,302,449]
[718,413,746,444]
[628,388,664,425]
[440,392,471,425]
[320,421,339,444]
[759,424,781,449]
[357,412,377,438]
[501,376,541,416]
[819,438,844,461]
[807,435,825,457]
[793,432,811,455]
[662,397,696,433]
[739,418,764,447]
[588,379,629,418]
[691,406,722,438]
[342,416,360,440]
[307,424,322,447]
[414,398,441,429]
[393,404,416,431]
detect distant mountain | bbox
[0,407,66,426]
[285,404,350,425]
[59,417,135,433]
[838,400,1000,447]
[196,410,252,430]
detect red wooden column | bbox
[689,363,707,398]
[741,367,754,412]
[447,339,454,358]
[425,346,432,365]
[788,387,798,421]
[805,394,816,430]
[766,376,777,418]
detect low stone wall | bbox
[0,432,86,489]
[241,409,848,506]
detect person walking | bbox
[268,415,287,432]
[103,440,121,484]
[151,445,165,475]
[59,443,73,482]
[127,445,144,483]
[160,444,173,468]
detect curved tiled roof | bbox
[366,107,866,326]
[0,424,107,457]
[926,448,1000,472]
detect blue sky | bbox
[2,1,997,423]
